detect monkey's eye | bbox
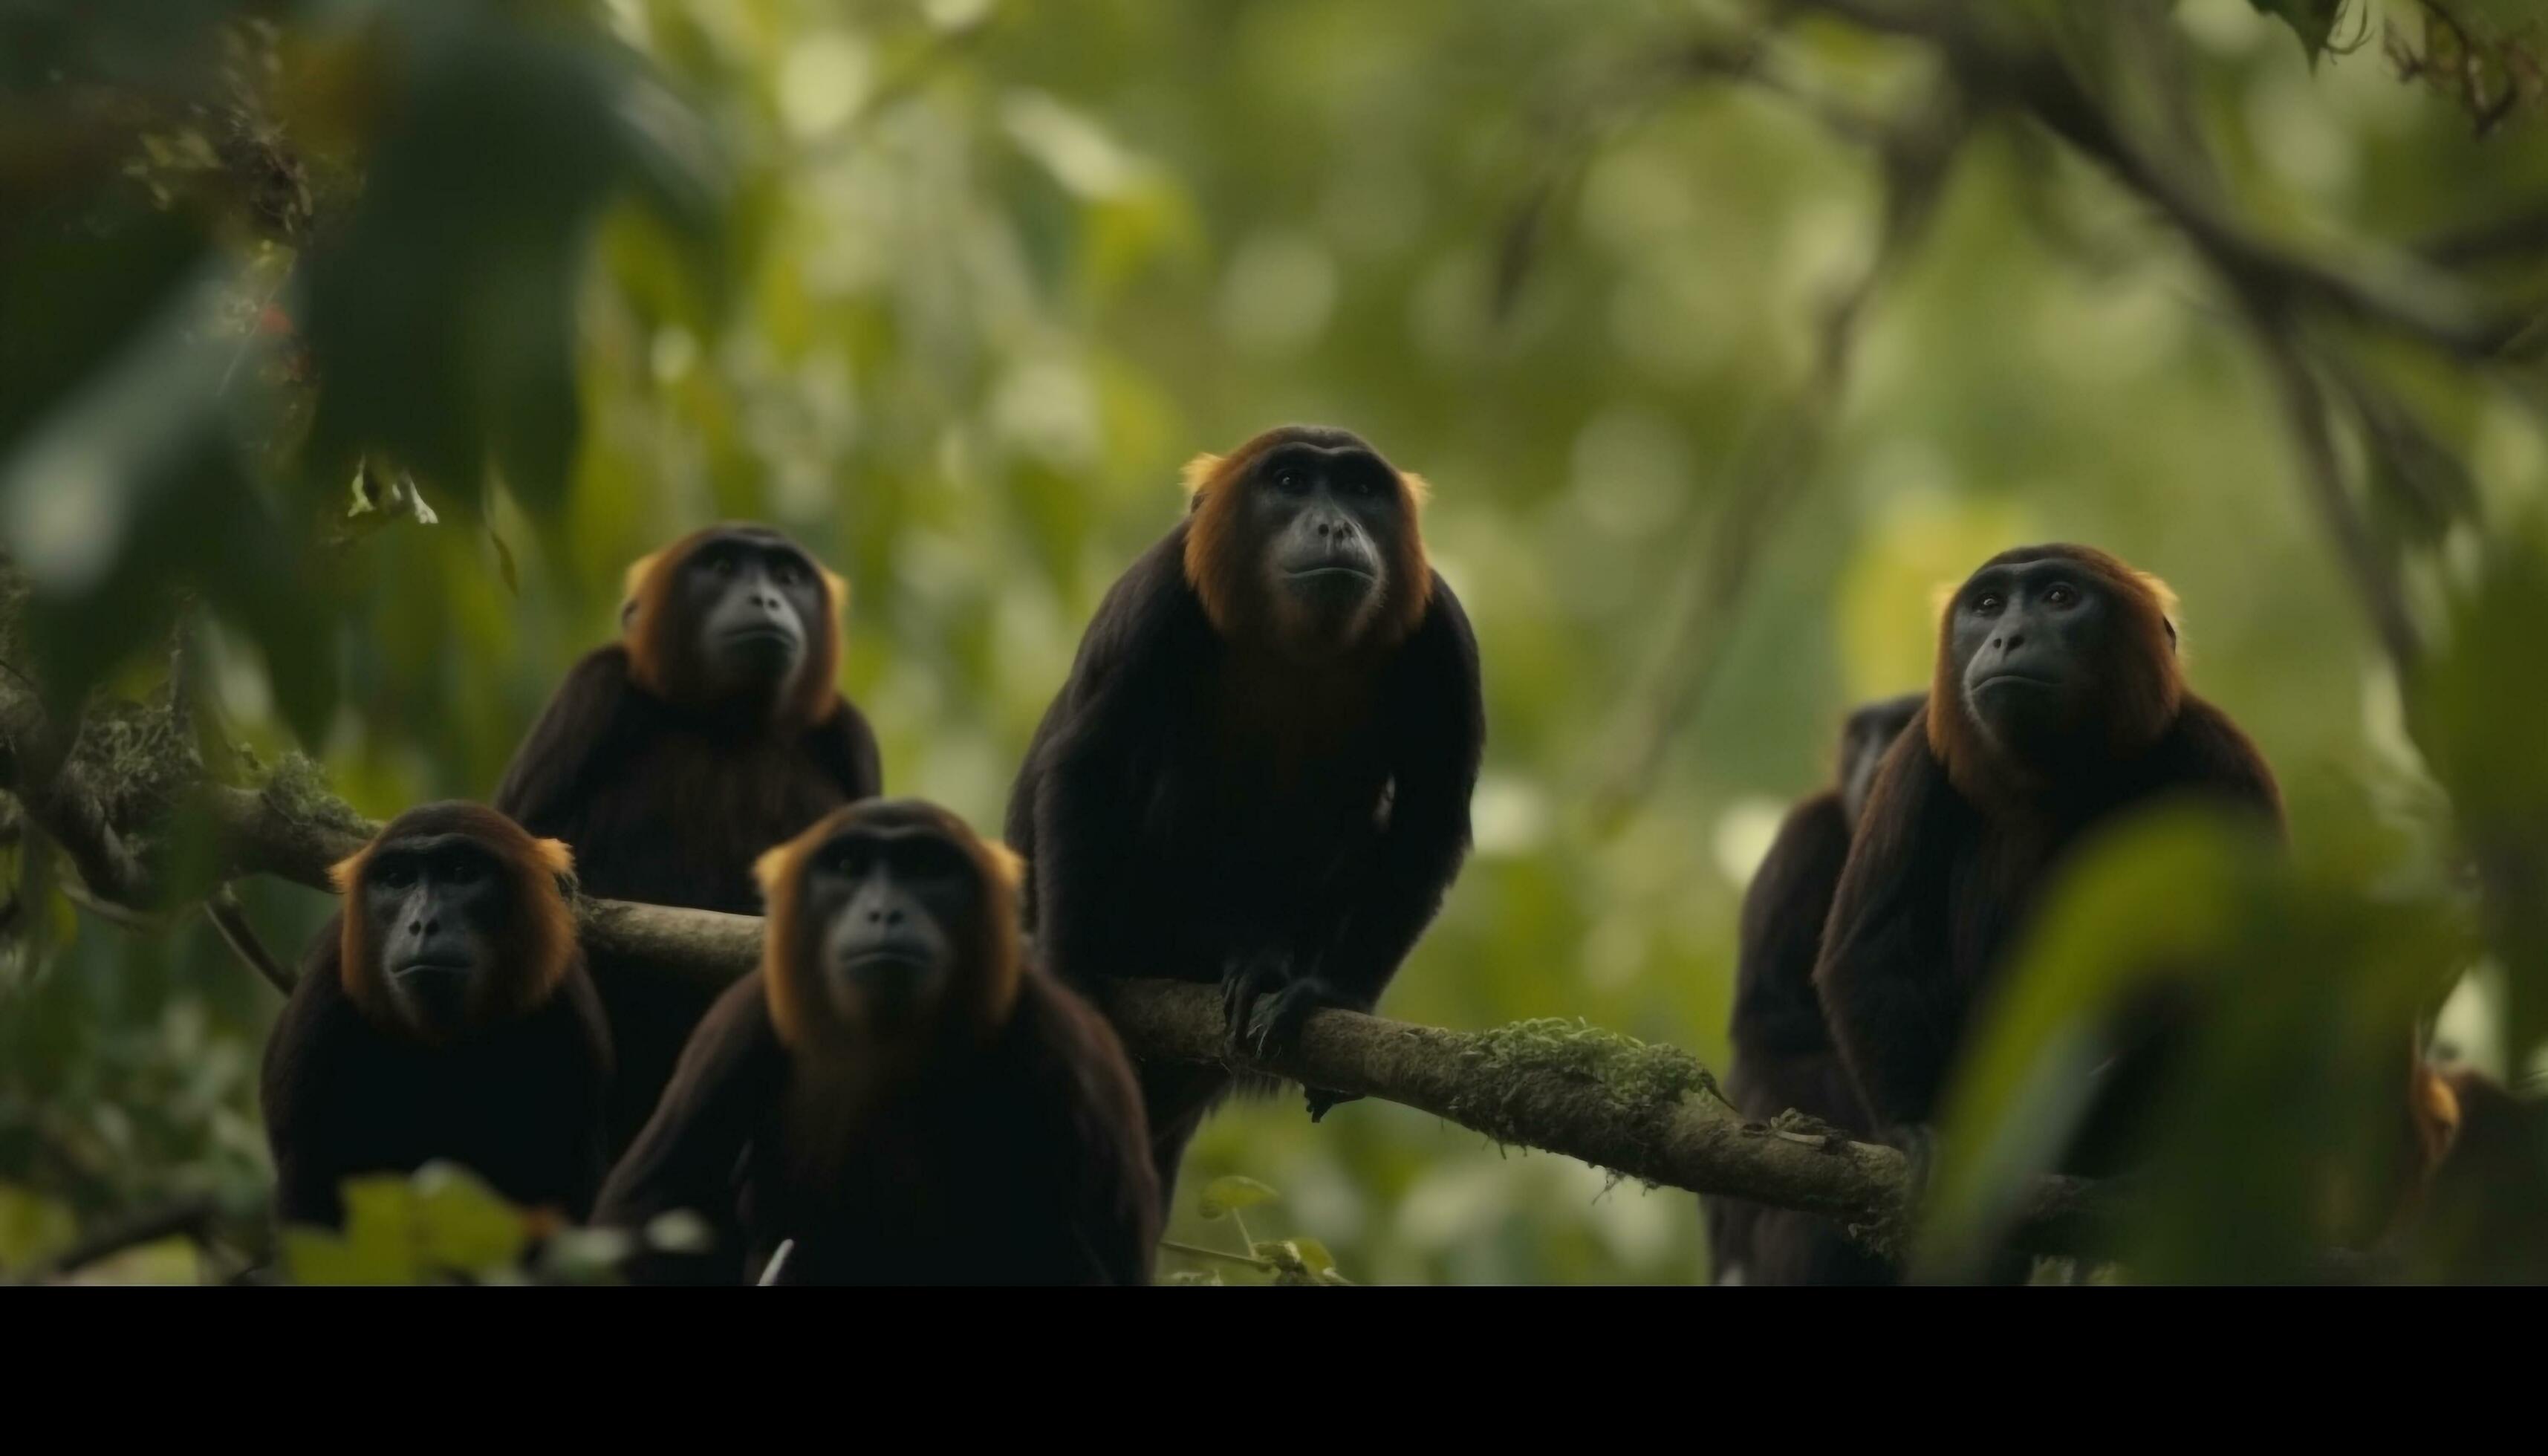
[441,857,484,886]
[898,839,969,882]
[709,554,736,578]
[2044,583,2077,608]
[1974,594,2003,613]
[378,865,417,890]
[1273,467,1307,494]
[1344,475,1375,498]
[826,845,875,880]
[770,559,803,587]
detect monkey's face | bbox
[1244,440,1400,657]
[675,533,825,703]
[797,822,984,1030]
[1949,559,2119,761]
[361,835,510,1039]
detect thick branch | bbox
[3,678,2110,1255]
[1111,980,2110,1256]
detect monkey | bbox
[592,799,1159,1285]
[1815,545,2286,1189]
[1004,425,1484,1203]
[495,523,882,1152]
[2403,1065,2548,1283]
[261,802,613,1230]
[1704,692,1923,1287]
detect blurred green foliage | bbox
[1,0,2545,1284]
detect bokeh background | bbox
[3,0,2544,1283]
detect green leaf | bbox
[1287,1235,1339,1278]
[411,1162,532,1273]
[1197,1175,1279,1218]
[490,527,520,597]
[538,1227,636,1285]
[2243,0,2347,62]
[0,1183,78,1274]
[1914,807,2263,1278]
[645,1209,714,1253]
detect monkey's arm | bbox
[593,972,784,1284]
[1814,727,1966,1132]
[2173,696,2287,835]
[555,965,617,1221]
[1021,539,1199,989]
[259,929,365,1230]
[1326,577,1484,1004]
[810,696,885,802]
[1022,977,1163,1285]
[492,646,637,834]
[1731,791,1853,1057]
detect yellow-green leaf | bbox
[412,1162,531,1273]
[1198,1175,1278,1218]
[2243,0,2345,62]
[0,1184,78,1274]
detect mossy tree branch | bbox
[0,640,2113,1261]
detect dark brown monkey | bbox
[262,802,612,1228]
[1004,426,1484,1204]
[1706,692,1921,1286]
[594,799,1159,1285]
[1816,546,2284,1179]
[495,524,882,1151]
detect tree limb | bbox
[0,645,2116,1260]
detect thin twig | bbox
[19,1195,221,1284]
[1599,75,1966,815]
[204,885,294,995]
[1159,1238,1276,1270]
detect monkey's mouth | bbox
[1974,672,2060,692]
[389,961,472,981]
[1284,566,1377,584]
[721,625,802,649]
[836,944,939,986]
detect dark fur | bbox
[1004,428,1484,1202]
[261,804,612,1229]
[495,530,883,1153]
[2406,1067,2548,1282]
[1814,547,2283,1173]
[594,804,1157,1285]
[1705,698,1920,1285]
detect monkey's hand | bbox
[1879,1122,1940,1198]
[1221,957,1365,1117]
[1254,975,1368,1121]
[1303,1083,1363,1123]
[1219,951,1295,1053]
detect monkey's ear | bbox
[2162,616,2180,653]
[326,848,368,896]
[1397,470,1434,508]
[530,836,578,897]
[1928,580,1960,623]
[752,842,796,897]
[821,567,851,619]
[981,840,1026,891]
[619,550,663,631]
[1178,452,1225,510]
